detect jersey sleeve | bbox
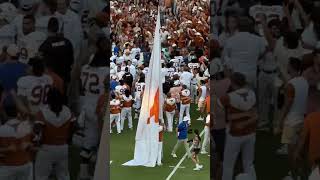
[16,77,28,97]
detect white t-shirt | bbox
[199,85,207,100]
[285,76,309,127]
[301,22,318,48]
[180,71,193,87]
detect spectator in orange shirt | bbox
[294,111,320,176]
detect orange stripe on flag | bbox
[147,88,160,124]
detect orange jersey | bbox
[164,98,176,112]
[110,99,121,114]
[36,106,75,145]
[0,120,33,166]
[122,95,133,108]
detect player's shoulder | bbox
[17,75,34,87]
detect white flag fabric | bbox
[123,9,163,167]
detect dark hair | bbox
[182,85,187,89]
[238,16,254,33]
[268,19,281,29]
[231,72,247,87]
[29,58,45,76]
[47,88,63,117]
[284,31,299,49]
[139,75,145,82]
[288,57,302,73]
[111,93,116,99]
[125,89,130,97]
[194,129,201,141]
[48,17,59,33]
[90,37,108,67]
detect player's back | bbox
[17,74,53,113]
[80,64,108,104]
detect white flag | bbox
[123,9,163,167]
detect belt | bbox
[262,69,277,74]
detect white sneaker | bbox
[198,164,203,169]
[200,150,208,154]
[197,117,204,121]
[193,167,201,171]
[171,153,177,158]
[276,144,288,155]
[157,163,162,166]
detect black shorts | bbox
[213,128,226,161]
[193,148,200,154]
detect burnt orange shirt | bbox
[205,96,210,113]
[303,112,320,165]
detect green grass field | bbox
[67,110,289,180]
[110,104,210,180]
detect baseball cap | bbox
[183,116,190,122]
[7,44,19,57]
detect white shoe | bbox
[200,150,208,154]
[171,153,177,158]
[276,144,288,155]
[198,164,203,169]
[197,117,204,121]
[157,163,162,166]
[117,132,121,134]
[193,167,201,171]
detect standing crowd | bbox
[212,0,320,180]
[110,0,211,171]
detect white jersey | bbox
[115,85,127,96]
[17,75,53,113]
[188,63,200,69]
[80,65,108,104]
[199,85,207,100]
[0,24,15,53]
[161,68,168,83]
[170,59,180,69]
[130,47,141,59]
[135,82,145,98]
[180,71,193,87]
[17,31,47,60]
